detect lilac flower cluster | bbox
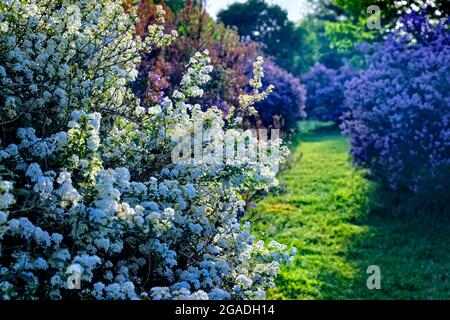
[341,13,450,208]
[302,63,356,123]
[0,1,294,300]
[250,60,306,130]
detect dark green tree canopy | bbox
[217,0,304,74]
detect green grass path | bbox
[246,122,450,299]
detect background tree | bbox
[217,0,306,75]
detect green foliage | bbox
[325,0,450,52]
[246,122,450,299]
[218,0,307,75]
[145,0,185,14]
[332,0,380,18]
[322,0,382,53]
[325,18,375,52]
[292,20,320,74]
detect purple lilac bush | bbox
[302,63,356,123]
[341,12,450,212]
[250,60,306,130]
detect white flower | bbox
[0,0,292,300]
[53,132,68,149]
[235,274,252,289]
[51,233,63,246]
[33,175,54,197]
[184,184,196,197]
[67,121,79,128]
[148,106,162,115]
[92,282,105,299]
[56,171,71,184]
[150,287,171,300]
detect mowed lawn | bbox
[246,121,450,299]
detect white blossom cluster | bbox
[0,0,295,300]
[394,0,443,17]
[392,0,447,31]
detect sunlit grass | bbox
[246,121,450,299]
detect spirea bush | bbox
[250,60,306,131]
[341,13,450,213]
[0,0,294,300]
[302,63,356,123]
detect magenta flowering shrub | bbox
[302,63,356,123]
[250,60,306,130]
[341,13,450,212]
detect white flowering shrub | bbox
[0,0,294,300]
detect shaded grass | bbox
[246,121,450,299]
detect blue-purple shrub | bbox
[302,63,356,123]
[341,13,450,213]
[251,60,306,130]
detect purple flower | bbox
[249,60,306,130]
[341,13,450,204]
[302,63,356,123]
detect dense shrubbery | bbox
[341,12,450,213]
[134,1,308,132]
[302,63,356,123]
[0,0,294,300]
[133,0,259,116]
[250,60,306,131]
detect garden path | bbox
[246,122,450,299]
